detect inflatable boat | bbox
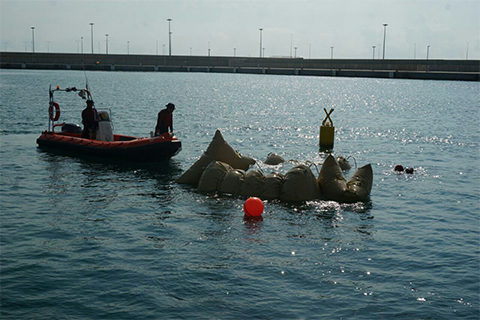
[36,85,181,162]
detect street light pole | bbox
[382,23,388,59]
[466,42,469,60]
[31,27,35,53]
[46,41,51,53]
[105,34,109,54]
[330,46,334,59]
[372,46,376,59]
[426,45,430,60]
[290,34,293,58]
[259,28,263,58]
[294,47,297,58]
[167,19,172,56]
[81,37,83,54]
[90,23,94,54]
[127,41,130,54]
[234,48,236,57]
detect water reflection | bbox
[39,147,182,212]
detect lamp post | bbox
[156,40,158,55]
[81,37,83,54]
[259,28,263,58]
[234,47,236,57]
[466,42,469,60]
[162,44,165,55]
[105,34,109,54]
[90,23,94,54]
[330,46,334,59]
[426,45,430,60]
[167,18,172,56]
[31,27,35,53]
[372,46,376,59]
[290,34,293,58]
[127,41,130,54]
[382,23,388,59]
[208,41,210,56]
[294,47,297,58]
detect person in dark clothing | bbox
[81,100,97,139]
[155,103,175,136]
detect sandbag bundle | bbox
[176,130,255,185]
[318,155,373,203]
[176,129,373,203]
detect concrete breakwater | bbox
[1,52,479,81]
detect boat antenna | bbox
[81,59,92,100]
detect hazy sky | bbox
[1,0,479,60]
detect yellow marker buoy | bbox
[319,108,335,148]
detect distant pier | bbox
[1,52,478,81]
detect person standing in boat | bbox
[81,99,97,139]
[155,103,175,136]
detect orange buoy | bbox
[243,197,264,218]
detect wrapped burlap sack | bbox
[264,153,285,165]
[337,156,352,171]
[280,164,321,202]
[218,169,246,195]
[345,164,373,202]
[206,130,256,170]
[175,152,214,185]
[198,161,233,193]
[318,155,373,203]
[176,130,255,185]
[239,170,265,197]
[261,172,284,199]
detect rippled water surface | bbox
[1,69,479,319]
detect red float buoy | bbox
[243,197,264,218]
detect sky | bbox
[1,0,479,60]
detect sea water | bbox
[0,69,479,319]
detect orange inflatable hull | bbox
[36,131,181,162]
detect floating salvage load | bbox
[177,130,373,203]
